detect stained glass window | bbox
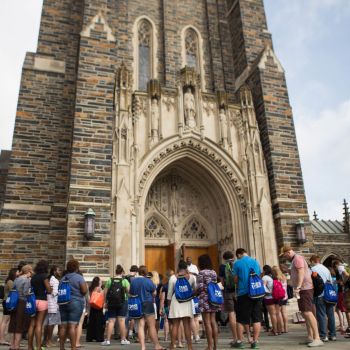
[138,20,152,91]
[185,29,198,70]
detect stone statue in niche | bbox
[150,97,159,141]
[219,108,228,147]
[184,87,196,128]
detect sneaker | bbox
[320,337,328,342]
[346,327,350,334]
[329,336,336,341]
[232,342,245,349]
[121,339,130,345]
[101,340,111,346]
[307,339,324,347]
[194,336,201,344]
[299,339,313,345]
[251,342,259,349]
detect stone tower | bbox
[0,0,310,279]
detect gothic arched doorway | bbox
[143,157,233,276]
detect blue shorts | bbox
[107,301,128,318]
[142,301,155,316]
[59,298,84,325]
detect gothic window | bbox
[145,216,168,239]
[181,217,208,240]
[185,29,199,70]
[138,20,152,91]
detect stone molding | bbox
[33,56,66,74]
[80,11,116,42]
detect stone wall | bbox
[0,150,11,209]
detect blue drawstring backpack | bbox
[192,296,200,315]
[208,282,224,306]
[248,268,265,299]
[57,278,71,305]
[175,275,193,303]
[128,295,142,319]
[6,287,19,311]
[323,280,338,305]
[25,289,37,316]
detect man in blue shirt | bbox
[233,248,262,349]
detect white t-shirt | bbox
[187,264,199,276]
[262,275,273,300]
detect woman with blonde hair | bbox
[272,265,288,333]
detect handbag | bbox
[90,290,104,310]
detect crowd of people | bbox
[0,246,350,350]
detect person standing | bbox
[232,248,262,349]
[167,260,196,350]
[86,276,105,343]
[59,259,87,350]
[8,265,33,350]
[129,265,164,350]
[102,264,130,345]
[43,265,62,347]
[218,251,238,347]
[186,257,199,276]
[197,254,221,350]
[280,246,323,347]
[0,268,17,346]
[28,260,52,350]
[272,265,288,334]
[309,255,336,342]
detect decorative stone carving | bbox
[150,97,159,142]
[182,217,208,240]
[219,108,228,148]
[145,216,169,238]
[163,96,175,112]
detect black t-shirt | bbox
[31,273,48,300]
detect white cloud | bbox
[295,98,350,220]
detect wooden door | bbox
[182,244,219,273]
[145,245,175,277]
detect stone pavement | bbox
[1,324,349,350]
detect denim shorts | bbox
[142,301,155,316]
[107,300,128,318]
[59,298,84,324]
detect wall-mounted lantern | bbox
[296,219,307,244]
[84,208,96,240]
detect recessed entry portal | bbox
[143,157,233,273]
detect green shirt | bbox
[104,277,130,300]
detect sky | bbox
[0,0,349,220]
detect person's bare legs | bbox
[252,322,261,342]
[34,310,47,350]
[75,312,85,347]
[105,318,116,341]
[0,315,10,344]
[27,316,36,350]
[228,311,237,342]
[302,311,319,340]
[209,313,218,350]
[137,318,146,350]
[346,312,350,328]
[190,317,199,341]
[275,304,283,333]
[45,324,55,346]
[202,313,213,350]
[182,317,193,350]
[145,314,162,349]
[281,305,288,333]
[236,322,244,342]
[117,317,127,341]
[170,319,179,349]
[68,323,78,350]
[266,304,278,334]
[59,324,67,350]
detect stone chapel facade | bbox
[0,0,312,279]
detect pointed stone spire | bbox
[343,199,349,234]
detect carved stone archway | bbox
[135,136,255,266]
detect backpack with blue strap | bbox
[175,275,193,302]
[58,276,71,305]
[248,268,265,299]
[25,288,37,316]
[323,280,338,305]
[128,295,142,319]
[208,282,224,306]
[5,287,19,311]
